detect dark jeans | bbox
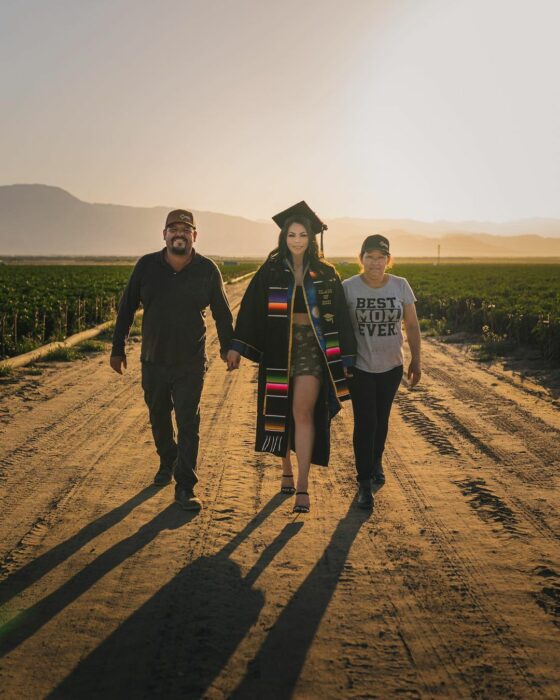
[141,359,206,492]
[349,365,403,482]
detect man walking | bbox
[110,209,234,510]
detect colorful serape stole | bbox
[262,366,289,453]
[267,287,288,318]
[323,331,351,401]
[262,284,291,453]
[307,275,351,407]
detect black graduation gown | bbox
[232,257,356,466]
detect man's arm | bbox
[209,265,234,360]
[110,262,142,373]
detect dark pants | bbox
[141,359,206,493]
[349,365,403,482]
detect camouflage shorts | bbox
[290,324,323,379]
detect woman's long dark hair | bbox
[268,215,333,273]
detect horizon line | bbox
[2,183,559,226]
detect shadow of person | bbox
[230,503,370,699]
[0,486,158,607]
[0,503,196,657]
[47,496,300,700]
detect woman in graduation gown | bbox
[227,202,357,513]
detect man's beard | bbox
[170,244,188,256]
[170,237,189,256]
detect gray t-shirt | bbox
[342,274,417,373]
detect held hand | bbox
[110,355,127,375]
[343,366,353,379]
[226,350,241,372]
[407,360,421,388]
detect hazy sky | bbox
[1,0,559,221]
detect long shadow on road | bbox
[2,486,369,699]
[0,487,158,607]
[47,499,369,699]
[47,494,292,699]
[0,502,196,656]
[231,503,369,699]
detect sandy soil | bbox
[1,281,559,699]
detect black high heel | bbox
[293,491,310,514]
[280,473,296,495]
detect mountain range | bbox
[1,184,560,258]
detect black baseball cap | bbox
[272,201,327,236]
[360,234,390,256]
[165,209,196,229]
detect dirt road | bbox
[1,281,559,699]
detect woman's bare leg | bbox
[281,440,293,474]
[292,375,321,508]
[280,441,295,491]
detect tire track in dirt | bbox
[394,373,559,543]
[0,380,149,561]
[533,566,560,630]
[394,390,525,539]
[384,449,542,698]
[423,343,560,474]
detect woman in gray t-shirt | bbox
[342,235,422,508]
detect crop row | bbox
[0,262,257,358]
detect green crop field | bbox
[0,262,257,359]
[337,262,560,365]
[2,261,559,366]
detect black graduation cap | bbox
[272,200,328,251]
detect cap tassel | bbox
[320,225,327,254]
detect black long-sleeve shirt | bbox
[111,249,233,364]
